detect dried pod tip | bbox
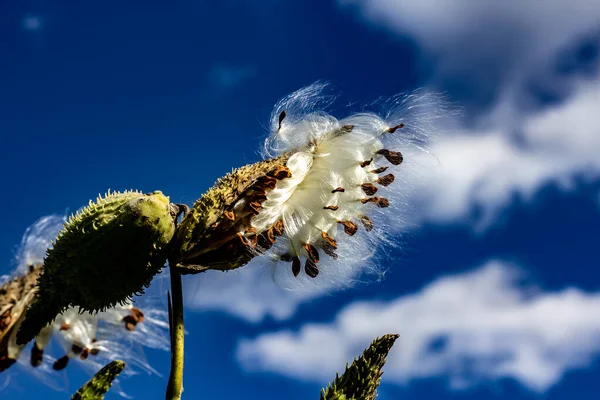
[17,190,176,345]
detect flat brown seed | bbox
[90,348,100,356]
[131,307,145,323]
[292,256,301,277]
[376,149,403,165]
[377,197,390,208]
[278,110,286,131]
[266,227,276,244]
[257,176,278,190]
[341,124,354,133]
[249,201,263,214]
[304,243,320,263]
[360,158,373,168]
[321,231,338,249]
[377,174,395,186]
[361,183,378,196]
[338,220,358,236]
[305,259,319,278]
[224,210,235,221]
[123,315,138,331]
[323,205,339,211]
[322,246,339,260]
[60,323,70,331]
[331,187,345,193]
[80,348,90,360]
[360,215,374,231]
[386,123,404,133]
[280,253,293,262]
[370,166,388,174]
[53,355,70,371]
[273,219,284,236]
[30,343,44,367]
[71,344,83,354]
[270,165,292,180]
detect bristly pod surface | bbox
[17,190,178,345]
[170,155,290,274]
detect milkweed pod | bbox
[17,190,178,345]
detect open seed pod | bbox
[17,190,178,345]
[0,264,41,372]
[170,155,290,274]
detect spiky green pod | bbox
[170,155,289,274]
[71,360,125,400]
[17,190,178,345]
[320,334,399,400]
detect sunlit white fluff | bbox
[250,83,452,290]
[1,216,169,395]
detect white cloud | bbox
[341,0,600,96]
[337,0,600,228]
[237,261,600,392]
[184,265,318,322]
[409,73,600,228]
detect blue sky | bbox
[2,1,600,399]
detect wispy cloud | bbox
[339,0,600,229]
[22,15,43,32]
[237,261,600,392]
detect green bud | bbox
[170,155,289,274]
[320,334,399,400]
[17,190,178,345]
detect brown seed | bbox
[386,123,404,133]
[131,307,145,323]
[341,124,354,133]
[376,149,403,165]
[322,246,339,260]
[370,166,388,174]
[273,219,284,236]
[292,256,301,277]
[80,348,90,360]
[305,259,319,278]
[257,175,278,190]
[266,227,276,244]
[377,174,395,186]
[249,201,263,214]
[60,323,71,331]
[30,342,44,367]
[361,183,378,196]
[278,110,286,131]
[270,165,292,180]
[304,243,320,263]
[377,197,390,208]
[280,253,293,262]
[90,348,100,356]
[71,344,83,354]
[123,315,138,331]
[0,357,17,372]
[338,220,358,236]
[224,210,235,221]
[360,158,373,168]
[53,355,70,371]
[323,205,339,211]
[360,215,374,231]
[321,231,338,249]
[331,187,345,193]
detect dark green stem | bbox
[166,267,185,400]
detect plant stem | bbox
[166,266,185,400]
